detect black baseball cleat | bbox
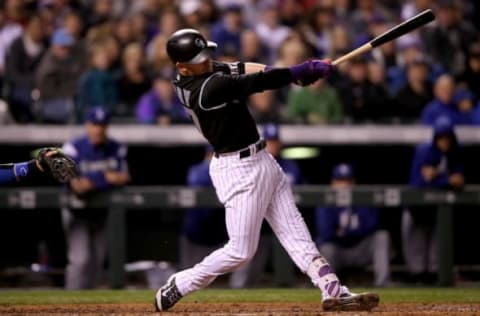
[154,277,183,312]
[322,286,379,312]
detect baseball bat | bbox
[332,9,435,66]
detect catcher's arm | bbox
[0,160,42,184]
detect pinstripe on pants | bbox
[174,150,322,295]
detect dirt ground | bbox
[0,302,479,316]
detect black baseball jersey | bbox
[173,61,292,153]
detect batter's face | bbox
[177,58,213,76]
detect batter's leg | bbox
[264,176,341,295]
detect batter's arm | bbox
[244,62,267,74]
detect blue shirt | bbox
[421,99,472,126]
[210,21,241,56]
[315,206,379,247]
[278,158,302,185]
[182,159,227,246]
[62,135,128,190]
[409,142,463,188]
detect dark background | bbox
[1,143,479,271]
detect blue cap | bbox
[262,123,279,140]
[453,90,476,104]
[332,163,354,180]
[51,28,74,46]
[86,107,110,125]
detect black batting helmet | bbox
[166,28,217,64]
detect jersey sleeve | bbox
[212,61,245,75]
[200,69,292,110]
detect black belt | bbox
[215,140,266,159]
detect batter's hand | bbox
[290,59,334,86]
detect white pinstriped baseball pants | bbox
[174,149,324,295]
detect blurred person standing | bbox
[316,164,391,287]
[180,145,228,269]
[230,124,303,288]
[4,15,46,123]
[240,30,267,64]
[77,44,118,122]
[61,107,130,289]
[136,73,189,125]
[394,57,433,122]
[286,78,343,124]
[453,90,476,125]
[116,43,150,117]
[404,116,464,283]
[35,28,86,123]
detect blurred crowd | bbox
[0,0,478,125]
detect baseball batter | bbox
[155,28,379,312]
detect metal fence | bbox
[3,185,479,288]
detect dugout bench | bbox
[1,185,479,288]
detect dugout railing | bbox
[1,185,479,288]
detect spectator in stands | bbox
[424,0,478,78]
[420,75,464,125]
[136,73,188,125]
[394,57,433,122]
[301,5,335,57]
[113,17,134,51]
[337,57,388,122]
[210,5,242,58]
[0,9,23,79]
[255,3,291,63]
[77,44,117,122]
[404,116,464,283]
[286,78,343,124]
[147,34,174,76]
[278,0,303,27]
[35,28,86,123]
[179,0,202,29]
[5,15,46,123]
[230,124,303,288]
[248,90,281,124]
[180,145,227,269]
[240,30,266,64]
[453,89,476,125]
[86,0,113,28]
[130,13,147,44]
[315,163,391,287]
[61,107,130,289]
[63,11,87,63]
[459,42,480,99]
[116,43,150,117]
[367,60,391,119]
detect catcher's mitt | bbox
[37,148,79,183]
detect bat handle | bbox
[332,43,373,66]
